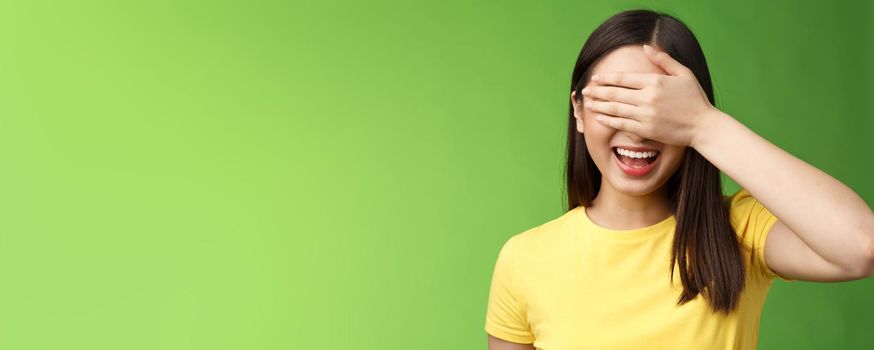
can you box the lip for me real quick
[613,147,660,177]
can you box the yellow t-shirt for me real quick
[484,188,794,349]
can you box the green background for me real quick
[0,0,871,348]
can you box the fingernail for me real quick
[643,44,652,54]
[584,100,592,108]
[595,115,604,121]
[591,74,600,82]
[581,87,590,95]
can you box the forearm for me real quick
[691,109,874,269]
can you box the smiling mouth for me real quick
[612,147,659,167]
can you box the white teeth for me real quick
[616,147,658,158]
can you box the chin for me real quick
[608,176,667,196]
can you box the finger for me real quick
[584,99,644,120]
[582,85,646,106]
[590,72,654,89]
[643,44,689,76]
[594,114,644,134]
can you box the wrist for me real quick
[691,107,728,150]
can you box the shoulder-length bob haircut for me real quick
[564,9,745,314]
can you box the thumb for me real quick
[643,44,688,76]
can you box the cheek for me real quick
[583,135,615,167]
[661,150,687,169]
[583,113,611,134]
[584,111,616,133]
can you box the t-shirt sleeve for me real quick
[727,188,794,281]
[484,235,535,344]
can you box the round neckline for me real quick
[575,205,675,240]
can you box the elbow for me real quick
[864,236,874,279]
[837,215,874,280]
[859,248,874,279]
[859,218,874,279]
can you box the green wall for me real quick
[0,0,871,348]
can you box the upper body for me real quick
[486,8,874,350]
[485,188,792,349]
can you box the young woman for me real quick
[485,9,874,350]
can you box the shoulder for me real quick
[505,207,580,253]
[723,188,779,251]
[724,188,758,226]
[723,187,751,215]
[724,187,753,205]
[724,188,773,229]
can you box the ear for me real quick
[571,90,584,134]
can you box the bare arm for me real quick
[693,109,874,281]
[488,334,536,350]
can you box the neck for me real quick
[586,180,673,230]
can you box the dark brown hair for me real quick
[564,9,745,314]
